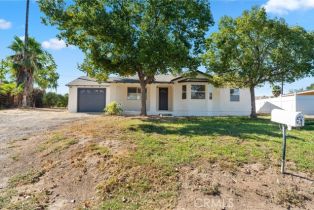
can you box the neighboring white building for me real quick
[66,71,251,116]
[256,90,314,115]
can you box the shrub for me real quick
[104,101,123,115]
[43,92,68,107]
[32,88,45,107]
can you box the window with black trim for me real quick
[209,92,212,100]
[230,88,240,101]
[191,85,205,99]
[182,85,187,99]
[127,87,141,100]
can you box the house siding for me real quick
[67,73,251,116]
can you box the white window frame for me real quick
[127,87,141,100]
[230,88,240,102]
[191,85,206,99]
[182,85,187,100]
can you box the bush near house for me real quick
[104,101,123,115]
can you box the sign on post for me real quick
[271,109,305,174]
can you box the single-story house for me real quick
[66,71,251,116]
[256,90,314,115]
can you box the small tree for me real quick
[203,7,314,118]
[272,85,281,97]
[38,0,214,115]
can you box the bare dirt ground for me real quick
[0,109,97,192]
[0,109,97,143]
[176,162,314,210]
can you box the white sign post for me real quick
[271,109,305,174]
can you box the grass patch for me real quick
[88,143,110,156]
[0,189,18,209]
[123,117,314,172]
[276,188,310,208]
[37,133,78,154]
[8,169,45,187]
[92,116,314,209]
[2,190,49,210]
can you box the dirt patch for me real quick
[175,162,314,210]
[0,108,96,143]
[0,116,131,209]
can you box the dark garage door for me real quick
[78,88,106,112]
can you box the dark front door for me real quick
[159,88,168,110]
[78,88,106,112]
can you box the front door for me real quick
[159,88,168,110]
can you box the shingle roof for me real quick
[66,71,210,86]
[66,74,178,86]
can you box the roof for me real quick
[66,71,210,86]
[295,90,314,96]
[285,89,314,96]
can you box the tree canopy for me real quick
[38,0,214,115]
[272,85,281,97]
[202,7,314,117]
[8,36,59,89]
[5,36,59,105]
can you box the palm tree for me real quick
[8,36,59,106]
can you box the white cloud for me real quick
[42,38,67,50]
[0,19,12,29]
[263,0,314,14]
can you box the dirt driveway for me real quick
[0,109,97,143]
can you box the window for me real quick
[182,85,187,99]
[127,87,141,100]
[230,88,240,101]
[191,85,205,99]
[209,92,213,100]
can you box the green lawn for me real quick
[125,116,314,171]
[98,116,314,209]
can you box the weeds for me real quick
[8,169,45,187]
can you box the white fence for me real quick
[256,94,314,115]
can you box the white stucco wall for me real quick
[109,84,151,113]
[170,82,250,116]
[68,76,251,116]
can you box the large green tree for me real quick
[203,7,314,118]
[38,0,214,115]
[7,36,59,106]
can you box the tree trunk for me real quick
[24,74,33,107]
[137,71,147,116]
[22,0,30,108]
[249,86,257,118]
[139,80,147,116]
